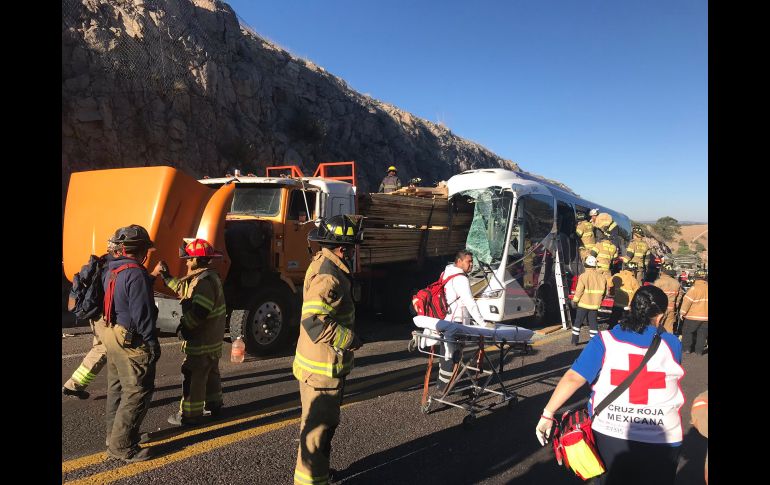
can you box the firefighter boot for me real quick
[62,386,90,399]
[167,412,205,427]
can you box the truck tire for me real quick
[237,285,296,355]
[530,284,558,326]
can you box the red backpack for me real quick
[410,272,461,319]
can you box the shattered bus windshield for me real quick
[230,187,282,216]
[460,188,513,269]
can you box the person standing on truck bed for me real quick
[101,225,161,463]
[153,238,227,426]
[378,165,402,193]
[293,215,363,485]
[571,255,607,345]
[625,225,652,284]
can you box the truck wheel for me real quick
[240,285,295,355]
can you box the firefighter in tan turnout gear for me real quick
[608,260,640,329]
[679,269,708,354]
[571,255,607,345]
[654,263,684,334]
[575,210,597,263]
[293,215,364,485]
[589,229,617,283]
[625,225,651,284]
[154,238,227,426]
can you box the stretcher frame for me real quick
[409,330,532,425]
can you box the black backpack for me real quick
[67,254,107,320]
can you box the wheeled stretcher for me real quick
[408,316,534,425]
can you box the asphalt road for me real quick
[61,317,708,484]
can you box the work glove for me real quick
[147,339,162,364]
[536,409,556,446]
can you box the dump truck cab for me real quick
[155,172,356,354]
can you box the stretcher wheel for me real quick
[421,399,432,414]
[408,338,418,353]
[462,414,476,427]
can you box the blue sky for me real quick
[226,0,708,222]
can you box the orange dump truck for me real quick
[63,164,470,354]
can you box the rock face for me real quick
[62,0,534,200]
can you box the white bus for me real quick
[447,168,632,325]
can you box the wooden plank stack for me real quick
[357,190,473,265]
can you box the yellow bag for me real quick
[553,409,605,480]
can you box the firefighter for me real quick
[293,215,364,485]
[625,225,651,284]
[102,225,160,463]
[679,269,708,354]
[653,263,684,334]
[575,212,596,264]
[608,260,640,329]
[571,255,607,345]
[589,230,617,284]
[62,241,117,400]
[154,238,227,426]
[378,166,402,193]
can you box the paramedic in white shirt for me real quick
[443,250,486,326]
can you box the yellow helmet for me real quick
[387,166,397,173]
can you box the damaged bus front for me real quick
[447,168,631,326]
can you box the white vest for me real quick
[590,330,685,444]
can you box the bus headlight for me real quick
[481,289,503,299]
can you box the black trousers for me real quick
[592,431,681,485]
[572,308,599,342]
[608,307,625,329]
[681,319,708,354]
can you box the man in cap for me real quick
[378,166,402,193]
[154,238,227,426]
[101,224,161,463]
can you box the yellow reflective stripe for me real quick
[302,300,334,312]
[192,294,215,311]
[294,469,328,485]
[333,326,352,348]
[210,305,227,317]
[181,401,205,410]
[585,290,604,294]
[294,352,350,378]
[686,297,708,303]
[578,303,601,310]
[72,366,97,385]
[182,342,223,355]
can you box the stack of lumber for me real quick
[357,192,473,265]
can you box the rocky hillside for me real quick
[62,0,561,201]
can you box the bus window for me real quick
[506,194,554,287]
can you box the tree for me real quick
[695,242,706,252]
[677,245,693,255]
[653,217,682,241]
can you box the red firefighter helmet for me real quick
[179,238,223,259]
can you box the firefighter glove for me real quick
[536,409,556,446]
[147,339,162,364]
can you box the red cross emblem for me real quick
[610,354,666,404]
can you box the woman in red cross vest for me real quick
[535,285,685,485]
